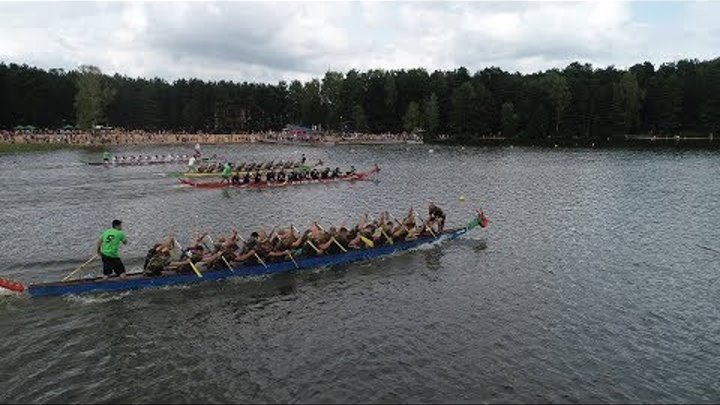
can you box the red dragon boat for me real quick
[179,165,380,190]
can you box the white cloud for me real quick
[0,1,718,83]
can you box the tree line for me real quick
[1,58,719,141]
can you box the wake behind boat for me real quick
[0,207,489,297]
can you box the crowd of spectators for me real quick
[0,128,424,146]
[255,130,423,144]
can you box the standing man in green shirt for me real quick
[97,219,128,279]
[221,162,232,185]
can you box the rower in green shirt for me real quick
[103,151,111,163]
[97,219,128,279]
[221,162,232,184]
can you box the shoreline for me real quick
[0,132,423,148]
[2,131,719,153]
[435,134,720,149]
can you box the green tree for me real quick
[351,103,367,132]
[543,71,571,133]
[301,79,323,127]
[287,80,304,124]
[321,71,344,129]
[501,102,518,137]
[74,65,115,129]
[611,71,643,133]
[450,81,476,134]
[424,93,439,134]
[527,104,550,139]
[402,101,423,132]
[700,60,720,134]
[645,67,683,134]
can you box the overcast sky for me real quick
[1,1,718,83]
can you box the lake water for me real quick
[1,144,719,403]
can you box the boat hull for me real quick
[27,228,468,297]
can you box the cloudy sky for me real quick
[0,1,718,83]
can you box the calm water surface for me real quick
[1,144,719,403]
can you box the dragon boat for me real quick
[169,164,311,178]
[0,212,488,297]
[178,165,380,190]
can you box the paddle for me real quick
[292,225,322,254]
[373,212,394,245]
[237,234,267,268]
[380,227,394,245]
[414,211,437,237]
[174,239,203,278]
[62,254,99,282]
[365,213,393,246]
[359,234,375,248]
[314,222,348,252]
[355,213,375,248]
[205,235,234,272]
[286,250,299,269]
[389,213,410,233]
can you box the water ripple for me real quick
[1,145,720,403]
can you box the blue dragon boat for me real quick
[2,214,487,297]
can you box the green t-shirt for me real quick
[222,163,232,178]
[103,151,111,160]
[100,228,126,258]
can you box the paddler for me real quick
[103,151,111,163]
[144,247,172,277]
[97,219,128,280]
[221,162,232,184]
[428,203,446,232]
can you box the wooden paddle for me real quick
[174,239,203,278]
[372,213,394,245]
[292,225,322,254]
[314,222,348,252]
[414,211,437,238]
[286,250,299,269]
[237,234,267,268]
[389,213,410,232]
[205,235,234,272]
[380,227,394,244]
[62,254,99,281]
